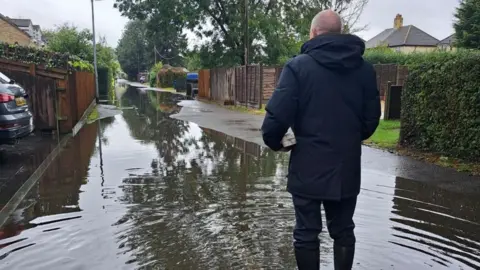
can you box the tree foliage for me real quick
[116,18,186,80]
[116,20,150,79]
[400,51,480,161]
[43,24,94,62]
[114,0,368,67]
[454,0,480,49]
[44,24,119,89]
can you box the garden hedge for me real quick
[399,50,480,161]
[0,42,93,72]
[156,66,186,88]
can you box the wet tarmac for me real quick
[0,132,60,206]
[0,87,479,269]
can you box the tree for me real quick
[116,18,187,80]
[114,0,369,67]
[44,25,119,92]
[454,0,480,49]
[184,50,202,71]
[116,20,150,79]
[44,23,94,61]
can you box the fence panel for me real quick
[74,71,95,122]
[210,68,235,104]
[234,66,245,105]
[374,64,398,100]
[262,67,276,102]
[234,65,262,109]
[0,67,56,130]
[0,58,95,133]
[198,69,210,99]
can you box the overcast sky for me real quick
[0,0,459,47]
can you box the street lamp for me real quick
[90,0,100,101]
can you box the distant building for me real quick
[438,34,456,51]
[9,18,44,46]
[366,14,439,53]
[0,14,35,46]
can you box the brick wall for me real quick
[0,19,33,46]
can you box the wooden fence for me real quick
[198,64,408,108]
[374,64,408,99]
[210,67,235,104]
[0,58,96,133]
[198,65,264,109]
[198,69,210,99]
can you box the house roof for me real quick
[9,18,32,28]
[366,25,439,48]
[33,25,41,31]
[439,34,455,45]
[0,14,32,38]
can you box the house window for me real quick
[395,47,401,52]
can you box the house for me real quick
[9,18,44,46]
[32,25,45,46]
[438,34,456,51]
[0,14,35,46]
[366,14,439,53]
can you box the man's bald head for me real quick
[310,10,342,39]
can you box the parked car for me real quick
[0,71,23,89]
[0,78,34,145]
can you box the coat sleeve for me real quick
[261,64,299,151]
[361,65,382,140]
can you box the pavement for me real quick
[172,99,480,193]
[0,132,60,205]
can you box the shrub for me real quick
[0,42,92,71]
[156,65,186,88]
[149,62,163,87]
[400,50,480,161]
[363,47,457,66]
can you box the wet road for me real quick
[0,87,479,269]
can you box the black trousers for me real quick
[292,195,357,250]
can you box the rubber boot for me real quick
[294,248,320,270]
[333,245,355,270]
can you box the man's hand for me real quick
[279,145,294,152]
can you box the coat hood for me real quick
[300,34,365,71]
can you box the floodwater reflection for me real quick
[0,87,478,269]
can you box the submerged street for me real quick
[0,86,479,269]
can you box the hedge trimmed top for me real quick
[0,42,93,72]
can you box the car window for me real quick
[0,84,14,94]
[0,72,11,84]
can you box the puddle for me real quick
[0,86,479,269]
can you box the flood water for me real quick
[0,87,479,270]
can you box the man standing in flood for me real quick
[261,10,381,270]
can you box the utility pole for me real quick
[244,0,249,66]
[244,0,248,107]
[90,0,100,101]
[154,45,157,64]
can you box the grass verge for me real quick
[224,104,266,115]
[364,120,401,150]
[87,107,99,123]
[397,148,480,175]
[161,87,175,92]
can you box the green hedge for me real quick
[400,50,480,161]
[364,47,456,66]
[156,67,186,88]
[0,42,92,71]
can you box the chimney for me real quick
[394,14,403,29]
